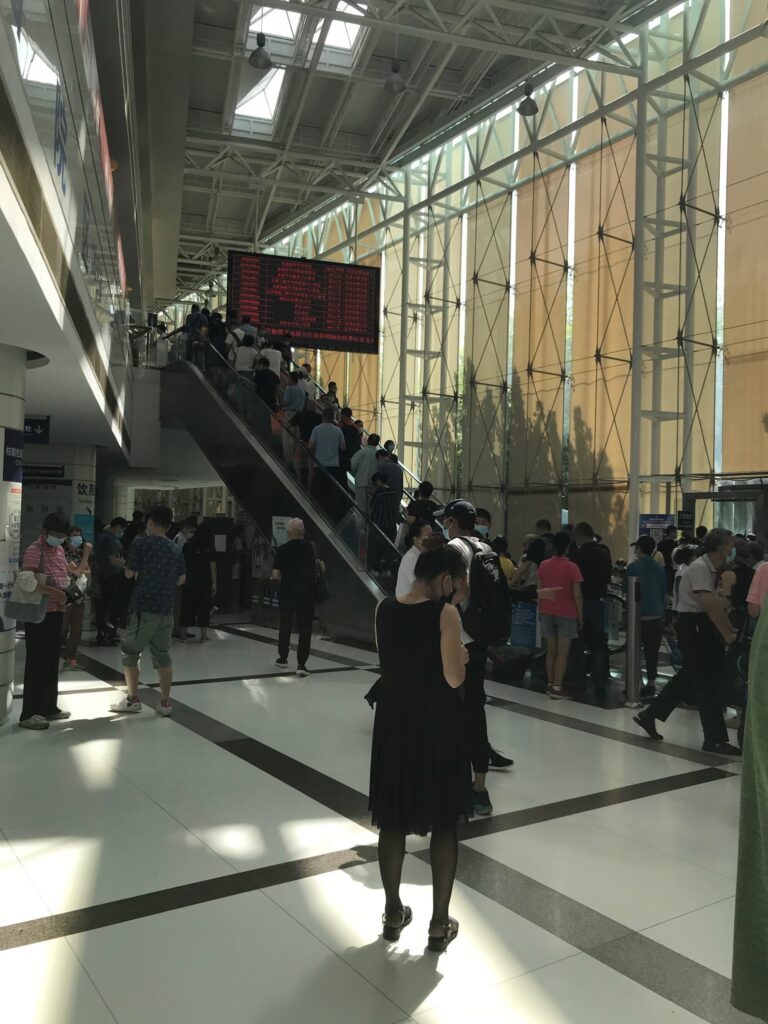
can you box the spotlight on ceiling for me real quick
[249,32,273,70]
[384,59,407,96]
[517,81,538,117]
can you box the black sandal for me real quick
[427,917,459,952]
[381,905,412,941]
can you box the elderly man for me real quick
[271,518,317,677]
[634,528,740,755]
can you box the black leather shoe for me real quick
[702,742,741,756]
[633,713,663,741]
[488,746,514,769]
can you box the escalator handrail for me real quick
[186,343,404,563]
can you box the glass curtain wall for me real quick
[264,0,768,554]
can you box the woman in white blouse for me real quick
[396,521,436,597]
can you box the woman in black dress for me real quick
[180,524,217,642]
[370,540,470,952]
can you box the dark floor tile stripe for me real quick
[486,694,732,767]
[217,625,376,668]
[416,844,750,1024]
[458,767,735,840]
[0,846,378,952]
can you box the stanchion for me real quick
[625,575,643,708]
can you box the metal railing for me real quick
[167,341,403,589]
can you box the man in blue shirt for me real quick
[625,535,668,699]
[111,506,186,717]
[280,371,308,465]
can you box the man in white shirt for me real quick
[635,528,740,755]
[438,499,513,819]
[350,434,381,513]
[298,363,315,401]
[262,344,283,378]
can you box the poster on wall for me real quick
[0,428,24,629]
[271,516,292,548]
[638,514,674,543]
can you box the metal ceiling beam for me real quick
[184,165,404,201]
[185,130,392,171]
[258,0,641,75]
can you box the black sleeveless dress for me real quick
[369,598,471,836]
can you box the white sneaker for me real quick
[296,666,310,678]
[275,658,288,668]
[157,703,172,717]
[110,696,143,714]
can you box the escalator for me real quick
[160,349,401,644]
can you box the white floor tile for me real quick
[411,953,708,1023]
[161,779,373,870]
[68,891,404,1024]
[579,776,740,879]
[88,628,341,682]
[465,816,736,932]
[0,938,115,1024]
[267,857,579,1016]
[4,800,233,914]
[0,833,51,926]
[642,898,735,978]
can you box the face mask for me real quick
[115,530,125,540]
[476,525,489,537]
[726,548,736,563]
[442,526,451,540]
[45,535,65,547]
[69,535,83,549]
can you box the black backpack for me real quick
[456,538,512,647]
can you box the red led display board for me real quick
[227,251,380,354]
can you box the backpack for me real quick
[456,537,512,646]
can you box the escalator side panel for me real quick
[161,362,382,644]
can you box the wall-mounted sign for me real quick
[23,464,67,481]
[24,416,50,444]
[677,510,695,534]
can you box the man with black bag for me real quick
[272,518,319,678]
[438,500,514,817]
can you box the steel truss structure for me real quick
[185,1,768,550]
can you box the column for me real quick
[0,346,28,725]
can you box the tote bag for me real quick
[4,544,49,622]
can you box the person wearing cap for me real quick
[634,528,740,755]
[439,498,513,818]
[625,535,668,700]
[271,518,317,677]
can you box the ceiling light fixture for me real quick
[517,81,538,117]
[249,32,273,70]
[384,59,406,95]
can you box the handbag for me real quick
[310,543,330,604]
[4,570,49,624]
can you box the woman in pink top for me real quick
[19,513,72,730]
[537,531,584,700]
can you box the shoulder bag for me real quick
[4,542,50,624]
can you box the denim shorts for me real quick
[540,614,579,640]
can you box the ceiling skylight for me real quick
[236,68,285,120]
[313,3,366,50]
[13,29,58,86]
[250,6,300,40]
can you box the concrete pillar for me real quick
[0,346,28,724]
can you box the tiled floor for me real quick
[0,624,747,1023]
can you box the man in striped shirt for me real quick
[368,472,400,573]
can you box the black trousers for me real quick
[94,573,117,632]
[464,644,489,774]
[647,613,728,745]
[573,598,609,685]
[22,612,62,721]
[278,599,315,666]
[641,618,663,684]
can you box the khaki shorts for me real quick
[121,613,174,669]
